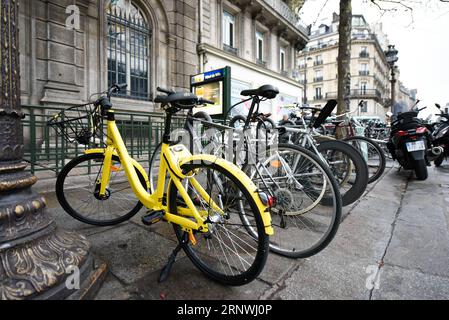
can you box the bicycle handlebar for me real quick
[107,83,128,98]
[157,87,175,95]
[198,98,214,105]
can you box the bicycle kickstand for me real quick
[158,234,188,283]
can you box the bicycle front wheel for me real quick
[56,153,146,226]
[248,144,342,258]
[168,160,270,286]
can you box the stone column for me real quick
[0,0,90,300]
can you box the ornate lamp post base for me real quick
[0,162,95,300]
[1,0,102,300]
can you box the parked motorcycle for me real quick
[430,104,449,167]
[387,104,432,180]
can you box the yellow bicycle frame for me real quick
[85,110,273,235]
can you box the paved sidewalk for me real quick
[42,162,449,300]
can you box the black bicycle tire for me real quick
[256,118,276,131]
[193,111,213,123]
[56,153,146,226]
[317,140,369,206]
[229,115,247,128]
[343,136,386,184]
[168,161,269,286]
[250,143,343,259]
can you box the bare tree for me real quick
[287,0,307,14]
[337,0,352,126]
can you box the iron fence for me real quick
[22,104,185,175]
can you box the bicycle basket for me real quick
[47,103,103,145]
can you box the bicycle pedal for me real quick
[141,210,165,226]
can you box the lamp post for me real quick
[302,55,312,105]
[385,44,399,114]
[1,0,91,299]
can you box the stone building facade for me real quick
[197,0,308,119]
[18,0,308,118]
[297,14,392,119]
[19,0,199,113]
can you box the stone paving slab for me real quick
[383,166,449,279]
[129,257,272,300]
[383,221,449,278]
[87,223,176,285]
[371,265,449,300]
[268,250,374,300]
[39,161,449,300]
[95,274,130,300]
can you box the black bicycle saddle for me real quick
[154,92,198,109]
[241,85,279,99]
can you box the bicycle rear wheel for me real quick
[317,140,369,206]
[56,153,146,226]
[247,144,342,258]
[343,136,386,184]
[168,160,270,286]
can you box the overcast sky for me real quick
[298,0,449,115]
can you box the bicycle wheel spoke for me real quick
[59,154,142,224]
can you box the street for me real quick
[42,162,449,300]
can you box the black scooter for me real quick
[387,104,431,180]
[430,104,449,167]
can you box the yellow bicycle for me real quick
[49,84,273,285]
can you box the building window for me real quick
[223,11,236,49]
[299,72,306,84]
[314,70,323,82]
[315,87,322,100]
[280,47,286,71]
[360,46,369,58]
[256,31,265,63]
[314,55,323,66]
[107,0,151,100]
[359,63,369,76]
[360,82,367,95]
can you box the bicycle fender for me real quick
[180,154,274,236]
[84,149,150,189]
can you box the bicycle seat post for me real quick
[244,97,260,130]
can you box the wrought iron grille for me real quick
[107,1,151,101]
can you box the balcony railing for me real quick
[359,70,370,76]
[313,77,323,82]
[313,95,323,100]
[314,60,323,66]
[299,79,307,84]
[351,89,381,98]
[359,52,370,58]
[263,0,308,34]
[223,44,238,56]
[325,89,382,100]
[298,64,306,69]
